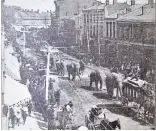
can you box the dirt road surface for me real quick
[56,54,152,130]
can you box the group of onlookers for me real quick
[8,99,32,129]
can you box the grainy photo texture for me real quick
[1,0,156,130]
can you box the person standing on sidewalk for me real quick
[9,107,16,129]
[47,105,55,130]
[27,101,33,116]
[20,106,27,125]
[16,111,21,126]
[55,89,61,107]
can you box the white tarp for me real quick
[4,75,31,106]
[4,45,21,80]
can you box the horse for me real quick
[100,119,121,130]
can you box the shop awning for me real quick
[4,75,31,106]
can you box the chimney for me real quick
[113,0,117,4]
[106,0,109,5]
[148,0,153,8]
[131,0,135,5]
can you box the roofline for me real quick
[116,20,155,23]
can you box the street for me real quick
[2,0,155,129]
[54,53,152,130]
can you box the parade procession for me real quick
[1,0,156,130]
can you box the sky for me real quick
[4,0,149,12]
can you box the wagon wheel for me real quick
[88,123,94,130]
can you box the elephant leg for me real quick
[68,72,70,80]
[99,79,102,89]
[95,81,98,91]
[90,80,93,88]
[116,87,119,100]
[77,72,81,80]
[72,73,76,81]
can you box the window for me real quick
[84,26,86,35]
[106,22,109,37]
[93,26,96,36]
[84,14,86,23]
[110,22,112,37]
[90,26,92,36]
[101,26,103,37]
[100,14,103,21]
[90,14,92,22]
[113,22,115,38]
[87,14,89,23]
[94,14,96,22]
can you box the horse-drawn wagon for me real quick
[85,106,121,130]
[122,78,155,123]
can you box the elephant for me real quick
[66,63,81,81]
[105,72,123,99]
[89,71,103,90]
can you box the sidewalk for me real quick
[12,112,44,130]
[1,116,8,130]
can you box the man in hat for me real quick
[55,89,61,107]
[27,101,32,116]
[47,105,55,130]
[20,105,27,125]
[16,110,21,126]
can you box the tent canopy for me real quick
[4,75,31,106]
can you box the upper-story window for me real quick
[93,14,96,22]
[90,14,92,22]
[101,25,103,37]
[100,14,103,21]
[106,22,109,37]
[84,14,86,23]
[113,22,115,38]
[87,14,89,23]
[110,22,112,37]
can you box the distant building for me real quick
[9,7,52,28]
[54,0,100,19]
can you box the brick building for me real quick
[116,0,155,70]
[82,0,129,64]
[54,0,99,19]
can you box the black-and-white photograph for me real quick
[1,0,156,130]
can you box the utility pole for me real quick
[45,14,47,29]
[154,0,156,129]
[96,1,100,66]
[87,14,90,62]
[77,1,80,59]
[45,47,50,102]
[23,26,26,56]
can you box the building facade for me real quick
[82,0,129,64]
[116,1,155,71]
[54,0,99,19]
[7,6,52,27]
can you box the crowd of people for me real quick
[8,99,32,129]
